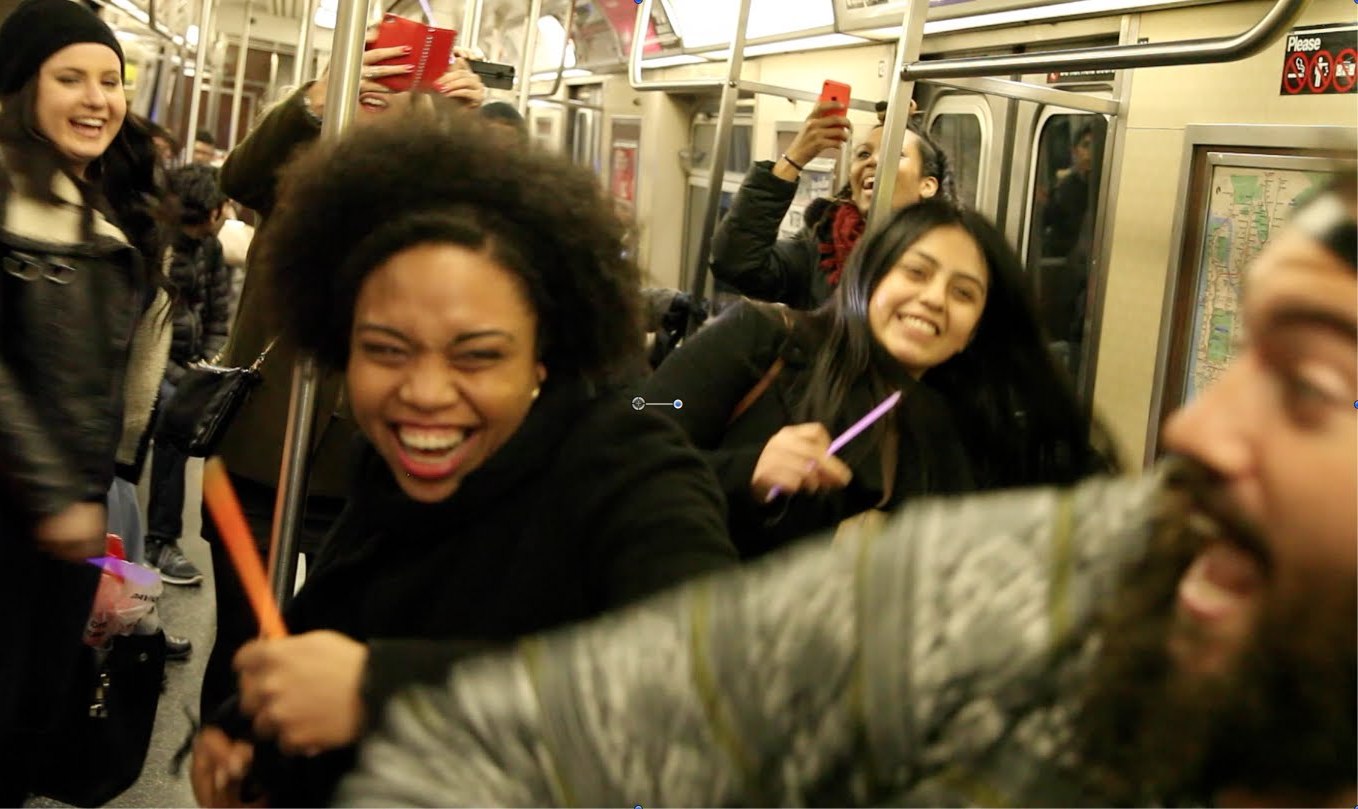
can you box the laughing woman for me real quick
[0,0,170,799]
[189,106,738,806]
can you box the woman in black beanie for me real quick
[0,0,171,800]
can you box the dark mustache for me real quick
[1161,455,1273,569]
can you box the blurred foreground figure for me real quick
[339,175,1357,808]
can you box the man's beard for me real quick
[1074,459,1357,805]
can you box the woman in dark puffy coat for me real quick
[710,101,956,309]
[0,0,169,799]
[645,200,1118,559]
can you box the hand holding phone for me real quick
[819,80,851,118]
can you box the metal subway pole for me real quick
[865,0,928,234]
[182,0,215,163]
[207,35,226,143]
[227,0,253,149]
[291,0,318,89]
[460,0,483,55]
[515,0,543,115]
[266,0,369,609]
[685,0,753,331]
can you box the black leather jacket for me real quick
[0,171,146,523]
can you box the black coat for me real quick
[218,378,739,805]
[164,230,232,380]
[641,301,976,559]
[710,160,835,310]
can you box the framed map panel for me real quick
[1145,125,1353,463]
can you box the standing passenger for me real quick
[0,0,171,799]
[645,200,1113,558]
[711,103,955,309]
[189,107,738,807]
[197,36,487,718]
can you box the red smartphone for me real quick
[819,79,851,117]
[368,13,458,93]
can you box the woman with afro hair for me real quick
[189,102,739,806]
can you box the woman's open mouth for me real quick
[70,117,106,138]
[390,424,475,480]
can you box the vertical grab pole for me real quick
[515,0,544,115]
[292,0,318,89]
[685,0,753,330]
[182,0,216,164]
[227,0,253,149]
[267,0,369,609]
[865,0,929,234]
[460,0,484,56]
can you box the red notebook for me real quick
[369,13,457,93]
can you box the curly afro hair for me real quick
[259,104,644,382]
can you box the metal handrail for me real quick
[864,0,929,234]
[903,0,1309,79]
[531,0,576,100]
[291,0,317,89]
[267,0,368,610]
[227,0,252,150]
[182,0,216,165]
[515,0,544,114]
[630,0,723,92]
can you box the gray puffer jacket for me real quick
[337,467,1168,807]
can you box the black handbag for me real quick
[30,631,168,807]
[157,339,276,457]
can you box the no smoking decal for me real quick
[1280,23,1357,95]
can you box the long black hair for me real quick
[0,77,170,287]
[799,199,1118,488]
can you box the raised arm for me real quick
[338,468,1165,806]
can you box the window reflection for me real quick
[1027,113,1107,390]
[928,112,982,208]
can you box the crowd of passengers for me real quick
[2,0,1353,806]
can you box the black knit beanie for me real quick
[0,0,126,95]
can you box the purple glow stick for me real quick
[765,390,903,502]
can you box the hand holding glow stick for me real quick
[202,457,288,639]
[765,390,903,503]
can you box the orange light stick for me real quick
[202,457,289,639]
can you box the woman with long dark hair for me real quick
[644,199,1116,558]
[0,0,171,799]
[710,102,956,309]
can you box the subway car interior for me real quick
[4,0,1355,804]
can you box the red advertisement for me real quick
[594,0,662,56]
[610,141,638,204]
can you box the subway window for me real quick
[1025,112,1108,387]
[928,111,983,208]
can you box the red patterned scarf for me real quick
[817,202,865,288]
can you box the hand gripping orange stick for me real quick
[202,457,289,639]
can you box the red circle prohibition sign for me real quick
[1283,50,1309,93]
[1309,49,1334,93]
[1332,47,1357,94]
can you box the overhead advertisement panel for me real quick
[833,0,1041,31]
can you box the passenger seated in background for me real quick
[711,101,955,309]
[338,173,1358,809]
[142,164,234,586]
[645,200,1114,558]
[190,107,739,807]
[198,32,487,721]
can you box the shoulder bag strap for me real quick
[727,304,794,426]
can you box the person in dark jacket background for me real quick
[143,162,234,586]
[710,100,956,310]
[189,106,738,807]
[645,200,1115,559]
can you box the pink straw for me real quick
[765,390,902,502]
